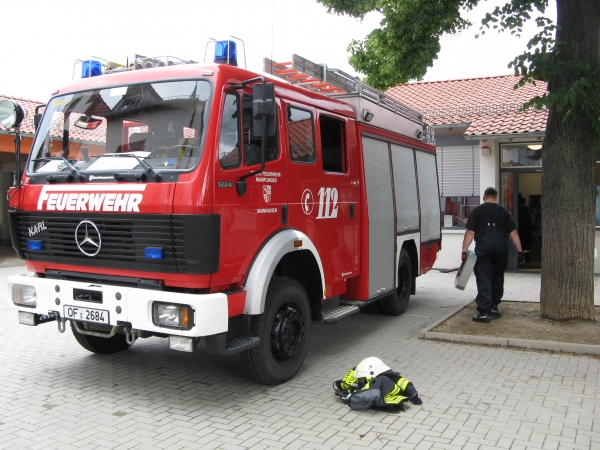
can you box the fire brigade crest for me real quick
[262,185,272,203]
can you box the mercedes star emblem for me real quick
[75,220,102,256]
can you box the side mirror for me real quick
[0,99,25,129]
[252,82,276,137]
[33,104,46,130]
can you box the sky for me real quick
[1,0,555,102]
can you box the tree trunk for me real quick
[540,0,599,320]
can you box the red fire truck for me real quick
[3,44,440,385]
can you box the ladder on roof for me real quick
[264,54,424,125]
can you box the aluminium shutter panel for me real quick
[437,146,480,197]
[416,151,441,242]
[390,144,419,233]
[361,136,395,298]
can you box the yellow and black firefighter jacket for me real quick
[336,368,418,411]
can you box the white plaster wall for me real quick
[433,229,473,270]
[479,138,499,195]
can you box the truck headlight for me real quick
[152,302,193,330]
[12,285,37,308]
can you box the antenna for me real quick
[270,0,275,75]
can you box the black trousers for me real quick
[473,228,509,314]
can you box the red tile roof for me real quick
[288,118,315,159]
[0,94,107,143]
[386,75,548,136]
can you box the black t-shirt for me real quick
[466,202,516,241]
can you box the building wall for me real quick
[433,134,600,274]
[478,138,499,196]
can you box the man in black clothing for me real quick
[462,187,525,323]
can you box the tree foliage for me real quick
[319,0,478,89]
[319,0,600,321]
[318,0,600,140]
[478,1,600,140]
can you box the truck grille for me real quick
[11,212,190,274]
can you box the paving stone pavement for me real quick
[0,259,598,450]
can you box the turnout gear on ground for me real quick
[333,359,421,412]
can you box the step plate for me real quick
[225,336,260,352]
[323,305,360,324]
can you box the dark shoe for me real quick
[412,395,423,405]
[472,313,491,323]
[490,307,503,318]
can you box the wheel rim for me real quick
[270,302,305,363]
[398,262,410,299]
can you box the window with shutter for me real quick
[437,146,479,197]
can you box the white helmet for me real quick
[355,357,391,378]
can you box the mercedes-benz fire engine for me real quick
[3,41,441,385]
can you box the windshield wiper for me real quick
[105,153,162,181]
[33,156,84,182]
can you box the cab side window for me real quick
[320,115,346,173]
[242,94,278,166]
[288,107,315,163]
[219,92,240,169]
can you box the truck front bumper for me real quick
[8,273,228,337]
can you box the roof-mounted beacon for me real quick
[204,36,246,68]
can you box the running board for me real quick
[205,333,260,355]
[342,289,398,308]
[321,290,397,324]
[323,305,360,324]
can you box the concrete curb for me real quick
[419,304,600,356]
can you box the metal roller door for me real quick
[416,151,441,243]
[361,136,395,298]
[390,144,419,233]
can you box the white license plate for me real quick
[64,305,109,324]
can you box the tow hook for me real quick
[124,326,137,345]
[47,311,67,333]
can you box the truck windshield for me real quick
[27,80,211,177]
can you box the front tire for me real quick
[241,277,311,385]
[380,248,412,316]
[70,321,130,355]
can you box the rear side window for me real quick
[319,115,346,173]
[288,107,315,163]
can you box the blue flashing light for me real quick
[82,60,102,78]
[214,40,238,67]
[27,240,43,251]
[144,247,164,259]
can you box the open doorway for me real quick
[500,171,542,270]
[517,172,542,269]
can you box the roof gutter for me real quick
[463,131,546,141]
[428,122,471,129]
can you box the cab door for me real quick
[213,89,286,287]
